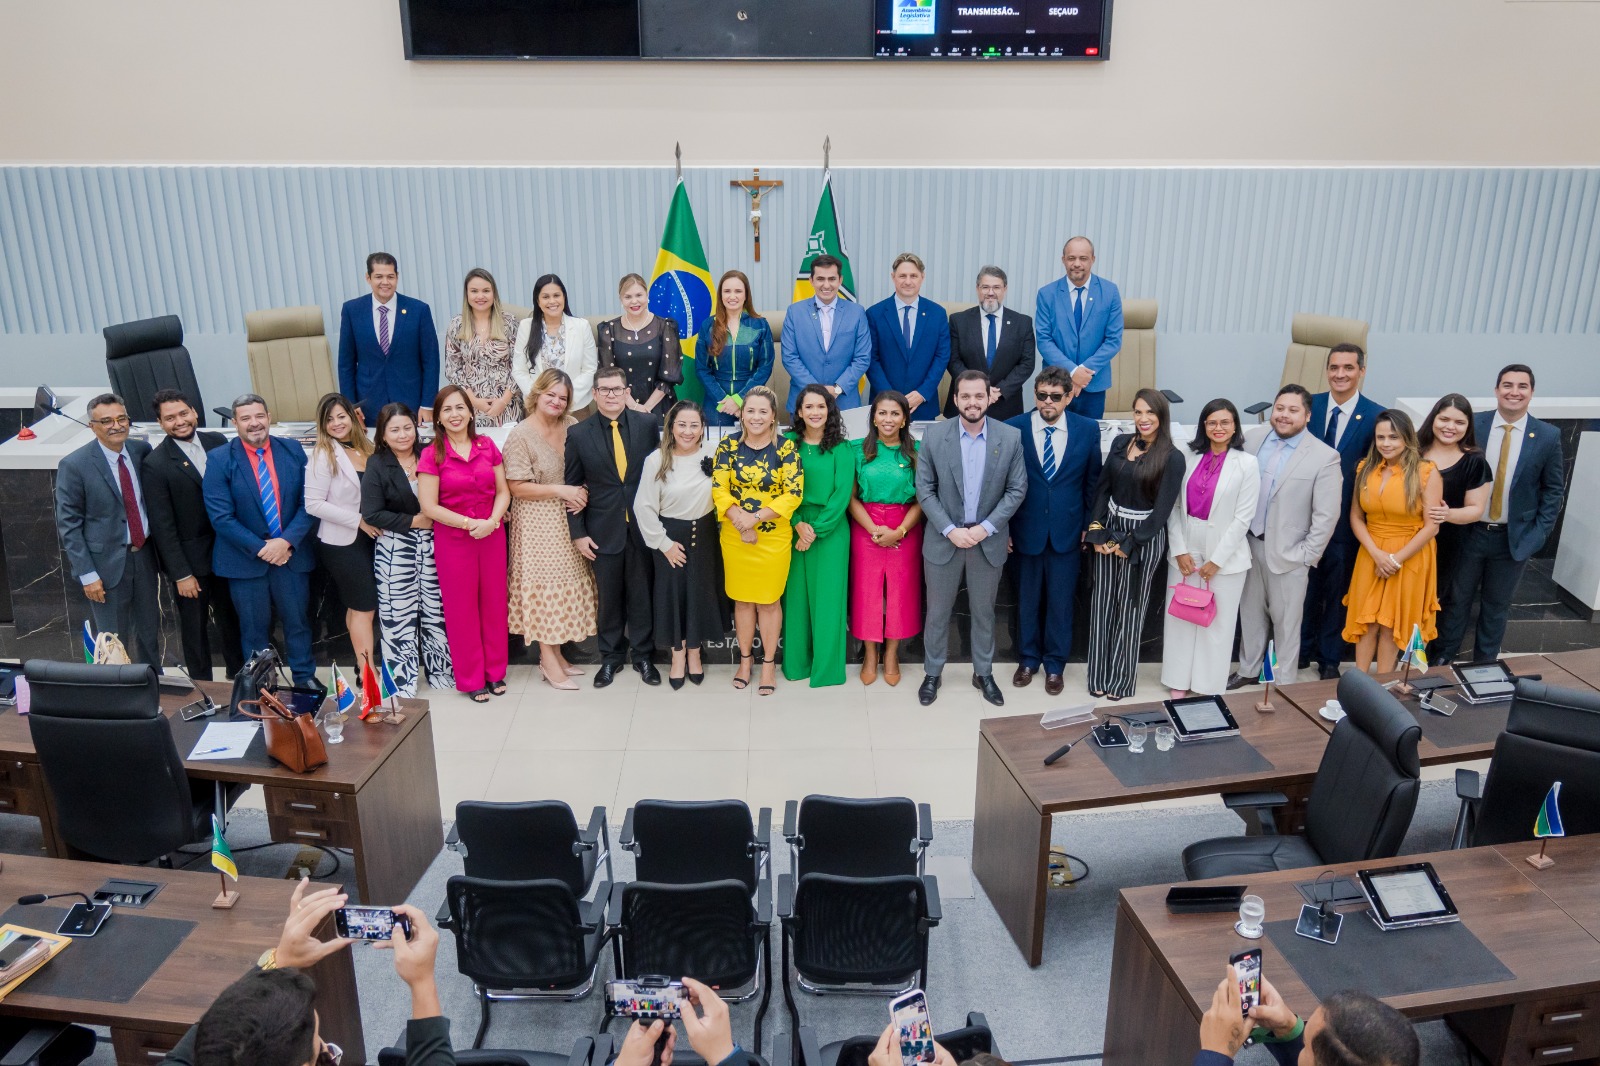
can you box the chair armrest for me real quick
[578,805,608,850]
[583,881,613,928]
[1243,401,1272,416]
[1160,389,1185,406]
[1222,791,1289,811]
[445,822,464,856]
[619,806,638,852]
[776,872,795,920]
[754,806,773,852]
[782,799,799,841]
[965,1012,989,1032]
[605,880,627,927]
[590,1034,616,1066]
[768,1034,790,1066]
[796,1026,823,1066]
[0,1024,73,1066]
[755,872,773,925]
[1455,769,1482,802]
[922,874,942,924]
[916,802,933,847]
[212,406,235,425]
[566,1036,596,1066]
[434,898,453,930]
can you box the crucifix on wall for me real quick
[731,168,782,261]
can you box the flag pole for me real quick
[675,142,682,183]
[823,135,831,174]
[1527,837,1554,870]
[1394,632,1416,696]
[1255,681,1274,713]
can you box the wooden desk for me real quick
[0,853,363,1065]
[0,681,443,905]
[970,693,1332,966]
[1104,841,1600,1066]
[1274,654,1589,764]
[1545,648,1600,693]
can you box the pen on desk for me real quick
[195,746,230,755]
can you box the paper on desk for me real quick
[188,722,260,760]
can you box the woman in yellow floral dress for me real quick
[712,385,803,695]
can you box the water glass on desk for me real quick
[1127,722,1148,754]
[322,709,347,745]
[1154,724,1176,751]
[1237,894,1265,939]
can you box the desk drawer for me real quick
[0,760,46,817]
[112,1027,180,1064]
[265,786,356,849]
[1507,994,1600,1065]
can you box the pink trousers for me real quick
[433,525,509,692]
[849,503,924,642]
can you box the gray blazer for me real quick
[55,437,152,588]
[915,416,1027,568]
[1243,424,1342,574]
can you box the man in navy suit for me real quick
[1300,343,1384,680]
[203,394,318,684]
[781,255,873,413]
[1433,364,1566,662]
[1035,236,1123,420]
[1005,367,1103,695]
[865,253,950,423]
[338,252,440,424]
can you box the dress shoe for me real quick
[1045,673,1065,696]
[918,675,941,706]
[883,656,902,686]
[1225,672,1253,691]
[635,660,662,686]
[972,673,1005,707]
[1012,665,1035,688]
[860,643,879,686]
[593,663,617,688]
[1318,663,1342,681]
[668,676,685,691]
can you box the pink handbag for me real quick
[1168,576,1217,628]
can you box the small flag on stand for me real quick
[211,814,240,909]
[1259,640,1277,685]
[1403,624,1429,670]
[331,664,357,716]
[360,657,382,720]
[1528,781,1565,869]
[81,621,95,663]
[378,659,398,703]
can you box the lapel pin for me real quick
[400,308,407,314]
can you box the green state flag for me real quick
[793,170,856,303]
[648,180,714,403]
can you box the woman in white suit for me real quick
[513,273,598,414]
[1162,399,1260,697]
[304,392,382,669]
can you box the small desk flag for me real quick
[331,664,356,716]
[1259,640,1277,685]
[1403,624,1429,670]
[378,658,398,701]
[360,658,382,720]
[81,621,95,664]
[1534,781,1565,839]
[211,815,238,881]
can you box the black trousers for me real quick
[1432,524,1524,663]
[171,572,245,681]
[593,539,654,666]
[1300,537,1356,668]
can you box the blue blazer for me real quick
[1310,391,1385,548]
[1005,411,1104,555]
[1474,411,1566,562]
[337,293,440,422]
[780,297,873,412]
[694,313,774,426]
[1034,275,1123,392]
[203,437,317,579]
[865,296,951,422]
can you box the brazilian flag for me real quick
[649,179,714,403]
[793,169,857,304]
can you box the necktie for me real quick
[255,447,283,537]
[1073,286,1085,332]
[901,305,913,348]
[378,304,391,354]
[1041,425,1057,480]
[1322,405,1341,447]
[117,455,146,549]
[611,419,628,481]
[984,313,997,367]
[1489,424,1515,522]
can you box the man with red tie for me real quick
[54,393,163,665]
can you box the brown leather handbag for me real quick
[237,689,329,773]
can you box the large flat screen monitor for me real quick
[873,0,1111,59]
[402,0,642,59]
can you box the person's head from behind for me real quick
[366,252,398,303]
[1272,384,1314,439]
[1325,343,1365,401]
[593,365,630,419]
[810,255,843,303]
[192,968,332,1066]
[1301,991,1418,1066]
[232,394,272,447]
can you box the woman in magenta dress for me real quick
[847,391,924,686]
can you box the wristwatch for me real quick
[258,948,278,971]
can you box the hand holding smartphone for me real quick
[1229,949,1262,1018]
[890,989,936,1066]
[334,905,413,941]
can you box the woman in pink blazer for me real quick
[305,393,382,669]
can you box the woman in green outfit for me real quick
[783,384,854,687]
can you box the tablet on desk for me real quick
[1452,660,1516,704]
[1162,695,1240,742]
[1357,861,1460,930]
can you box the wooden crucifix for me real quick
[731,168,782,261]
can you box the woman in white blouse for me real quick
[513,273,598,414]
[303,392,382,670]
[634,400,728,689]
[1161,398,1260,697]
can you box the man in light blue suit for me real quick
[781,255,873,412]
[1035,236,1123,419]
[865,252,951,423]
[338,251,440,424]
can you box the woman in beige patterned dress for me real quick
[503,368,597,690]
[445,267,524,427]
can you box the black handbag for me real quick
[230,646,285,713]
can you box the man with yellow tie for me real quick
[1433,364,1567,663]
[566,365,663,687]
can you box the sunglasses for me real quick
[1035,391,1066,402]
[317,1043,343,1066]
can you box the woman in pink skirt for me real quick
[848,391,925,686]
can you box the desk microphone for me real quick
[46,404,94,430]
[1043,726,1099,766]
[1514,673,1542,682]
[17,892,91,907]
[19,892,111,937]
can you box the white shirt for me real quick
[979,305,1005,351]
[82,442,149,586]
[894,295,918,345]
[633,447,715,552]
[173,434,208,476]
[1324,393,1360,447]
[1482,412,1529,523]
[814,296,837,349]
[372,294,399,346]
[1030,410,1066,468]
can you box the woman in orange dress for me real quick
[1341,410,1443,674]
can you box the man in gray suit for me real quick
[915,370,1028,707]
[1227,384,1342,690]
[55,392,162,664]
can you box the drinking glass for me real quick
[1236,894,1265,938]
[1154,725,1177,751]
[322,710,347,745]
[1127,722,1148,754]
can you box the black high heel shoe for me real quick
[757,655,777,697]
[686,649,705,686]
[732,650,753,690]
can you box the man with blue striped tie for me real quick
[202,394,319,684]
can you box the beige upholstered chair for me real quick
[1282,313,1369,390]
[758,311,792,425]
[1102,298,1159,421]
[244,306,338,423]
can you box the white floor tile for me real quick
[485,749,626,814]
[746,749,877,813]
[614,749,751,808]
[872,748,978,819]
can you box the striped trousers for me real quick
[1086,503,1166,698]
[375,528,454,697]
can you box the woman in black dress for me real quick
[1419,393,1492,663]
[1085,388,1186,699]
[596,273,684,416]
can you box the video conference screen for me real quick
[401,0,1111,60]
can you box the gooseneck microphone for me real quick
[46,405,94,430]
[18,892,92,907]
[1043,725,1099,766]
